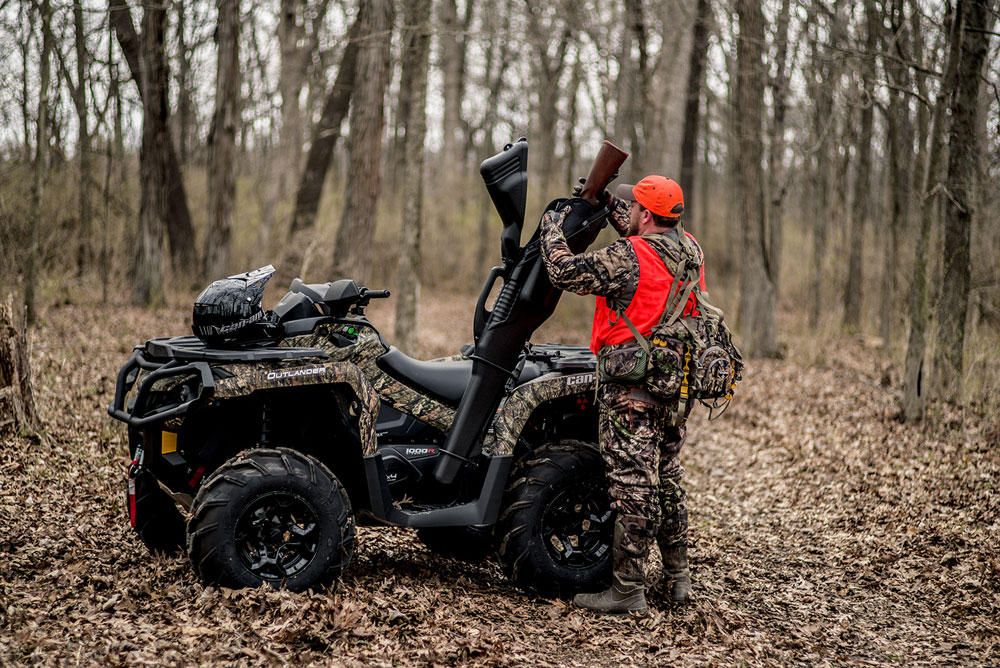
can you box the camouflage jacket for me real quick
[540,197,702,306]
[540,196,637,302]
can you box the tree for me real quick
[280,13,361,282]
[329,0,392,284]
[843,0,879,332]
[203,0,240,280]
[903,0,962,421]
[109,0,198,279]
[394,0,433,355]
[25,0,53,325]
[678,0,711,219]
[438,0,471,168]
[933,0,997,401]
[132,0,170,305]
[735,0,777,357]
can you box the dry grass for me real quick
[1,290,998,667]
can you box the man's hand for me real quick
[572,177,615,207]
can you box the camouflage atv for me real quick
[109,139,622,597]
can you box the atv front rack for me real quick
[108,336,328,428]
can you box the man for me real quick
[540,175,703,614]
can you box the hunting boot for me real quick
[662,543,690,604]
[572,515,651,614]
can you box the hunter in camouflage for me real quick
[541,175,700,613]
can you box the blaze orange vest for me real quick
[590,234,705,354]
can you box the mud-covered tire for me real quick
[129,470,186,555]
[187,448,355,591]
[416,525,494,563]
[496,441,612,598]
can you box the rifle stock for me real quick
[579,140,629,206]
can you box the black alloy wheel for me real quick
[234,491,321,581]
[496,441,612,598]
[539,480,612,570]
[188,448,355,591]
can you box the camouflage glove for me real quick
[571,176,615,207]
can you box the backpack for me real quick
[599,221,744,423]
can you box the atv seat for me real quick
[376,347,542,405]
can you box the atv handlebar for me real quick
[361,289,390,299]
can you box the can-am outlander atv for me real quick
[109,139,627,597]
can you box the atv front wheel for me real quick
[187,448,355,591]
[496,442,612,598]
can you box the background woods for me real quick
[1,0,999,418]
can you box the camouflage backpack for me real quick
[608,221,744,423]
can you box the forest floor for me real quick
[1,292,998,667]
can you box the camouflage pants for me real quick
[598,382,689,586]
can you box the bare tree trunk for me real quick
[880,0,914,345]
[904,1,962,421]
[0,296,41,437]
[25,0,52,325]
[438,0,466,167]
[735,0,777,357]
[203,0,240,280]
[765,0,792,302]
[109,0,198,279]
[808,2,845,329]
[394,0,432,355]
[280,14,361,282]
[679,0,710,215]
[933,0,996,401]
[843,0,878,332]
[175,0,193,165]
[72,0,92,276]
[330,0,392,284]
[278,0,306,187]
[132,0,170,305]
[524,2,570,195]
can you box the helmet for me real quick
[192,265,275,347]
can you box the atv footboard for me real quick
[434,199,608,485]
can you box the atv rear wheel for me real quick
[187,448,355,591]
[128,468,186,555]
[496,442,612,598]
[416,525,494,562]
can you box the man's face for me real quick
[626,200,642,236]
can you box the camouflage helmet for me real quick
[192,265,275,347]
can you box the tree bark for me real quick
[679,0,710,216]
[880,0,914,344]
[203,0,240,281]
[438,0,466,167]
[109,0,198,279]
[329,0,392,285]
[735,0,777,357]
[903,1,962,421]
[765,0,792,304]
[175,0,193,165]
[132,0,170,305]
[73,0,92,276]
[393,0,432,355]
[933,0,996,401]
[279,13,361,282]
[843,0,878,332]
[0,296,41,437]
[25,0,52,326]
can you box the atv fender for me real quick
[213,360,381,456]
[483,370,597,457]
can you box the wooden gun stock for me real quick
[579,140,629,206]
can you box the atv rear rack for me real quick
[108,336,328,428]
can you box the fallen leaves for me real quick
[0,298,998,666]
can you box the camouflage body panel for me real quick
[213,358,381,456]
[282,320,457,433]
[482,370,597,456]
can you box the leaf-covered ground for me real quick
[1,295,997,667]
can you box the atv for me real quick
[109,139,626,597]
